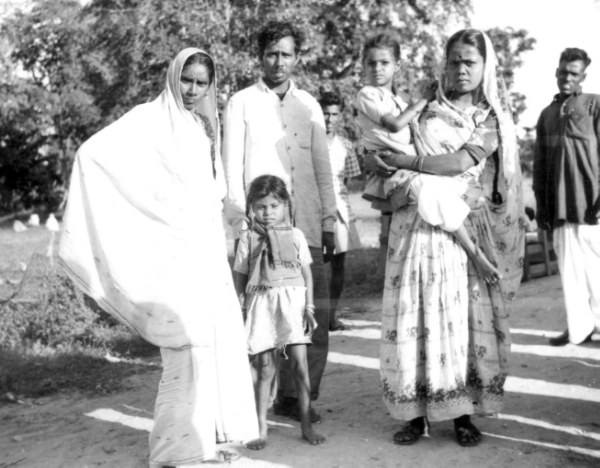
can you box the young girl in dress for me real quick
[356,33,501,283]
[233,175,326,449]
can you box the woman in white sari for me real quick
[59,48,258,466]
[367,30,525,447]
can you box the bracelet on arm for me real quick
[305,304,316,313]
[412,155,424,172]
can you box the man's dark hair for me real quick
[559,48,592,68]
[318,91,344,110]
[257,21,305,57]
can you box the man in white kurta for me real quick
[222,21,336,421]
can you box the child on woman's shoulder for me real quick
[356,34,437,212]
[232,174,325,450]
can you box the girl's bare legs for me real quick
[288,344,326,445]
[452,224,502,284]
[246,349,278,450]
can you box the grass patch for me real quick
[0,343,158,398]
[1,224,159,399]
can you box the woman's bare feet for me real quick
[471,246,502,284]
[302,424,326,445]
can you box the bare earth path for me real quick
[1,196,599,467]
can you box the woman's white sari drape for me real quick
[59,48,258,465]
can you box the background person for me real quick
[533,47,600,347]
[59,48,258,466]
[223,21,336,422]
[319,91,362,332]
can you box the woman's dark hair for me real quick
[445,29,486,62]
[183,52,215,85]
[362,33,401,62]
[257,21,304,57]
[318,91,344,110]
[559,48,591,68]
[246,175,293,220]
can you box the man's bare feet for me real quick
[472,247,502,284]
[245,437,267,450]
[302,425,326,445]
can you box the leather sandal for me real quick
[393,417,425,445]
[454,417,481,447]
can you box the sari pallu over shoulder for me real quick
[58,48,230,349]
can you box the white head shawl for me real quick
[438,30,518,186]
[59,48,236,348]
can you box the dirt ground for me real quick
[1,196,599,468]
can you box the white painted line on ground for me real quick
[328,352,600,403]
[497,413,600,442]
[482,431,600,459]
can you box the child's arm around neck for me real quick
[381,84,437,133]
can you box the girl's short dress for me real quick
[233,227,313,355]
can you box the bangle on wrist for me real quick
[412,155,424,172]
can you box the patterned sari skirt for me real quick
[380,204,510,422]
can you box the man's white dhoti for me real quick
[553,222,600,343]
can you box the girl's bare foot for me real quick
[245,437,267,450]
[246,423,268,450]
[302,425,326,445]
[472,246,502,285]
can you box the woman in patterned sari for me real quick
[366,29,525,447]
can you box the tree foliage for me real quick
[0,0,535,214]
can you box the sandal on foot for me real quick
[204,450,241,464]
[393,418,425,445]
[454,420,481,447]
